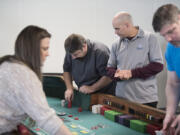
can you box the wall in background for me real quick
[0,0,180,107]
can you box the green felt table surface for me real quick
[23,97,150,135]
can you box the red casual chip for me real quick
[78,107,82,112]
[74,117,79,120]
[68,101,72,108]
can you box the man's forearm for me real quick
[106,67,121,81]
[166,82,180,116]
[91,76,112,91]
[131,62,163,79]
[56,124,72,135]
[63,72,73,90]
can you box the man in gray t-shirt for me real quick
[107,11,163,108]
[63,34,115,102]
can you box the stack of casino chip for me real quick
[100,106,111,115]
[101,108,163,134]
[146,124,162,135]
[155,130,163,135]
[61,99,66,107]
[122,115,136,127]
[104,110,122,121]
[92,104,103,114]
[115,114,127,124]
[130,120,148,133]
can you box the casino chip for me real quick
[155,130,163,135]
[78,107,82,112]
[61,99,66,107]
[74,117,79,120]
[56,112,66,116]
[68,114,73,117]
[92,104,102,114]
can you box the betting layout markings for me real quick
[60,99,94,134]
[67,123,93,135]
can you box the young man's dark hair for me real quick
[64,34,86,53]
[152,4,180,32]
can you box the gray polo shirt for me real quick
[107,28,163,103]
[63,39,110,88]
